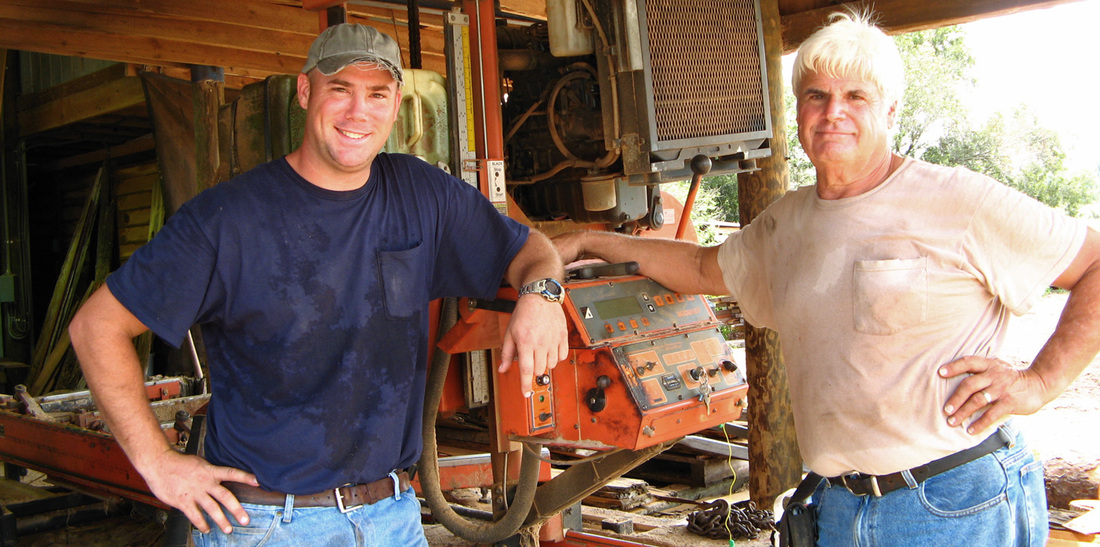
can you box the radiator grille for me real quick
[645,0,767,144]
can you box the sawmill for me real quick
[0,0,1091,545]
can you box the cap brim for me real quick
[314,53,403,83]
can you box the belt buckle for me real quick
[842,473,882,497]
[335,484,362,514]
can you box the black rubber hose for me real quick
[419,297,543,543]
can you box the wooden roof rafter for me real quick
[781,0,1086,52]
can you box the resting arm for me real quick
[553,230,729,296]
[69,284,258,534]
[942,227,1100,434]
[498,230,569,397]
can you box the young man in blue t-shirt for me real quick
[69,24,568,545]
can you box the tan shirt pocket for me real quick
[853,257,927,335]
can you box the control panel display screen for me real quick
[594,295,643,319]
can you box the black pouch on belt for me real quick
[776,472,823,547]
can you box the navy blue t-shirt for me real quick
[107,154,528,493]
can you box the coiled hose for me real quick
[418,297,544,543]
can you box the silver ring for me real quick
[980,390,993,405]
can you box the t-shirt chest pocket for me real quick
[852,257,927,335]
[378,243,429,320]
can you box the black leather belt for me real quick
[225,468,415,513]
[828,428,1012,497]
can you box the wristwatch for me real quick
[518,278,564,303]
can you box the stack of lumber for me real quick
[1050,499,1100,546]
[583,477,653,510]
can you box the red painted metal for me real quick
[410,453,552,492]
[0,410,163,507]
[546,529,657,546]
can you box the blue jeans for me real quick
[191,487,427,547]
[812,423,1047,547]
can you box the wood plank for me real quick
[119,225,151,245]
[0,0,456,78]
[780,0,1082,53]
[499,0,547,19]
[114,162,160,180]
[677,435,749,460]
[115,176,155,197]
[1048,528,1100,545]
[116,192,151,212]
[1067,509,1100,536]
[119,243,143,260]
[2,0,318,34]
[119,208,151,228]
[37,134,155,173]
[0,1,314,57]
[0,20,297,79]
[16,63,128,110]
[18,76,144,136]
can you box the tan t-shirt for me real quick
[717,157,1086,477]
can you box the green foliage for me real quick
[892,27,975,157]
[922,107,1098,216]
[784,85,816,189]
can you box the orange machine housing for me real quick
[446,275,748,451]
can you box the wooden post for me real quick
[736,0,802,509]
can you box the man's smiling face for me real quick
[295,62,402,186]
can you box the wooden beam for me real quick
[0,0,452,78]
[781,0,1085,53]
[738,0,801,509]
[0,20,297,78]
[17,64,129,111]
[18,75,145,136]
[10,0,318,34]
[0,2,315,57]
[38,133,155,173]
[301,0,344,11]
[499,0,546,19]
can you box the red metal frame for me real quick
[0,410,163,507]
[548,529,658,546]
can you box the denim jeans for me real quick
[192,487,427,547]
[812,423,1047,547]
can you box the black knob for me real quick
[535,374,551,386]
[596,375,611,389]
[722,360,737,373]
[690,154,713,175]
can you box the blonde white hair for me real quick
[791,11,904,105]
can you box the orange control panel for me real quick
[496,275,749,450]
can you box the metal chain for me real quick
[686,499,775,540]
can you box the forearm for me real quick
[1030,266,1100,403]
[505,230,566,289]
[70,290,172,472]
[560,231,728,295]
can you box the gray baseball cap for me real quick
[301,23,404,84]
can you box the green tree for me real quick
[923,107,1098,216]
[892,27,975,157]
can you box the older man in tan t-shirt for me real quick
[554,11,1100,547]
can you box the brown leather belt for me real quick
[225,470,412,513]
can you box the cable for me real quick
[721,423,738,546]
[419,297,543,544]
